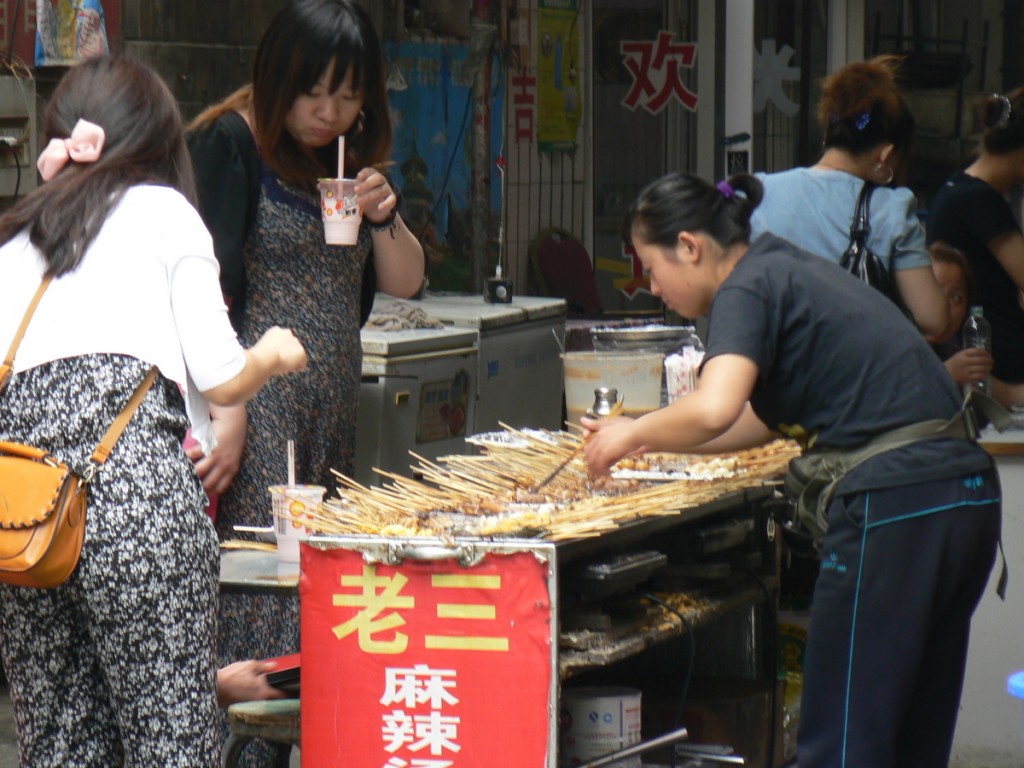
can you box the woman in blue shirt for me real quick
[750,55,947,337]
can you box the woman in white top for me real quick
[0,56,305,767]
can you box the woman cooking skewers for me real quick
[582,171,1000,768]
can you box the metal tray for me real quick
[591,324,695,352]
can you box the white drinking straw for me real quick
[337,135,345,179]
[287,439,296,487]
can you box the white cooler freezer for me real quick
[410,294,567,432]
[356,326,478,487]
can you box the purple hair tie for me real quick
[716,180,735,199]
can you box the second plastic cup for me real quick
[270,484,326,563]
[318,178,362,245]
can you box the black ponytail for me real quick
[623,172,763,253]
[977,89,1024,155]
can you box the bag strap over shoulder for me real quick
[1,277,158,481]
[0,276,53,395]
[849,181,875,244]
[88,366,159,471]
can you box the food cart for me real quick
[296,431,797,767]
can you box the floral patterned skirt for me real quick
[0,354,221,767]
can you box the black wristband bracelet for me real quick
[367,209,398,238]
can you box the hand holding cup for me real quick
[354,167,399,226]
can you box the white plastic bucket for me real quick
[559,686,642,767]
[562,352,663,429]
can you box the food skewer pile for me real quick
[312,426,801,541]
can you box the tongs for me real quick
[577,729,745,768]
[532,399,623,492]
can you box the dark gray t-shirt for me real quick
[704,233,991,492]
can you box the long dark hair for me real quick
[191,0,391,187]
[0,55,195,277]
[623,173,764,255]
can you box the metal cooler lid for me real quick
[507,295,567,322]
[417,294,567,329]
[360,326,478,356]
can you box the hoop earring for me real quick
[872,162,895,186]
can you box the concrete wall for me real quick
[116,0,384,119]
[119,0,288,120]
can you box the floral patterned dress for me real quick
[215,167,370,765]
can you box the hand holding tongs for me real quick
[532,398,623,492]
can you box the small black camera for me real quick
[484,277,513,304]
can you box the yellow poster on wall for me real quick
[537,0,580,152]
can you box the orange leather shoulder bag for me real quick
[0,277,156,588]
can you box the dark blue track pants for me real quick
[797,468,1001,768]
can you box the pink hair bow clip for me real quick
[36,119,106,181]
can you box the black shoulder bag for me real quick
[838,181,913,320]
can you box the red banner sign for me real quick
[301,544,555,767]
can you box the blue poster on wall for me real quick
[386,41,504,292]
[36,0,109,66]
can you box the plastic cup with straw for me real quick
[271,439,325,563]
[317,134,361,245]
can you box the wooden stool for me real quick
[222,699,300,768]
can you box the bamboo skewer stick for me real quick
[314,430,797,540]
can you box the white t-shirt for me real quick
[0,184,247,453]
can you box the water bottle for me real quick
[962,305,992,396]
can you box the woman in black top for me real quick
[928,90,1024,395]
[186,3,424,765]
[584,172,1000,768]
